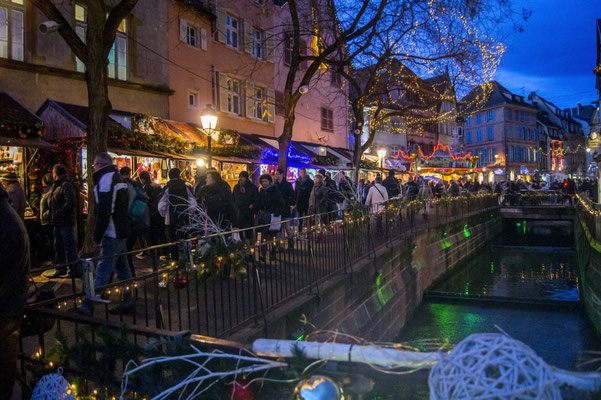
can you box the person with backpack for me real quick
[77,153,133,315]
[158,168,197,260]
[139,171,166,251]
[43,164,80,279]
[120,167,149,276]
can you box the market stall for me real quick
[0,91,53,218]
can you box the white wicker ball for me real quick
[429,333,560,400]
[31,368,76,400]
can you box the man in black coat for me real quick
[383,170,401,198]
[232,171,258,237]
[139,171,166,249]
[44,164,80,278]
[319,169,338,214]
[294,168,314,228]
[0,183,29,398]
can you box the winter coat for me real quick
[198,182,237,229]
[257,184,285,219]
[308,183,329,215]
[365,183,389,212]
[158,179,197,228]
[338,178,354,201]
[93,165,130,243]
[0,184,29,318]
[142,182,163,224]
[450,182,460,197]
[294,176,314,214]
[404,181,419,199]
[276,179,295,217]
[49,175,77,227]
[40,186,52,225]
[324,176,338,211]
[382,176,401,198]
[5,181,25,219]
[233,181,258,228]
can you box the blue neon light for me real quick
[263,145,311,163]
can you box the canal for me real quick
[383,220,601,399]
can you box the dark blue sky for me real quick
[495,0,600,109]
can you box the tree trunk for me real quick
[79,27,111,257]
[352,134,363,184]
[278,116,294,173]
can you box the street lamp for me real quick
[200,104,218,167]
[377,148,386,170]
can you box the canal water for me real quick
[380,220,601,399]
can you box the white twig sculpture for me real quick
[428,333,561,400]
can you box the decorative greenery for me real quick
[193,236,250,278]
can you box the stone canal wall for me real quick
[230,209,502,344]
[575,218,601,338]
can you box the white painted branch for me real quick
[553,368,601,392]
[252,339,440,369]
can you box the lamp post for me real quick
[200,104,218,167]
[377,148,386,172]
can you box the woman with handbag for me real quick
[256,174,285,257]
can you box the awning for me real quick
[108,147,163,158]
[213,155,257,164]
[0,136,54,148]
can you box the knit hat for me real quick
[318,168,327,176]
[0,171,18,182]
[239,171,249,179]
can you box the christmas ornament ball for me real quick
[31,368,76,400]
[294,375,343,400]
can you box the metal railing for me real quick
[17,194,505,397]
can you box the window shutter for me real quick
[200,28,207,50]
[243,20,252,54]
[179,18,187,42]
[267,88,275,123]
[216,6,226,44]
[266,30,274,62]
[218,72,228,112]
[245,81,255,118]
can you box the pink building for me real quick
[272,1,349,150]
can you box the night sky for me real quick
[494,0,600,109]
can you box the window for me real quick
[520,111,524,122]
[487,126,494,141]
[476,129,482,142]
[0,0,24,61]
[476,114,482,124]
[226,77,240,114]
[466,130,472,143]
[466,116,471,127]
[186,25,197,47]
[508,126,513,139]
[108,18,127,80]
[75,4,86,72]
[507,109,512,120]
[390,145,400,156]
[253,86,264,120]
[486,110,495,122]
[226,15,238,49]
[188,90,198,108]
[283,33,292,66]
[251,28,263,59]
[331,70,341,87]
[321,107,333,131]
[508,146,513,161]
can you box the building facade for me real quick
[0,0,171,117]
[461,81,539,181]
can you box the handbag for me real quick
[269,214,282,231]
[20,275,56,337]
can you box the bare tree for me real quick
[333,0,520,181]
[275,0,389,172]
[31,0,138,253]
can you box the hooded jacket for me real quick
[294,176,314,214]
[158,179,197,228]
[233,180,258,226]
[93,165,130,243]
[198,181,237,229]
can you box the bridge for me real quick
[18,192,601,398]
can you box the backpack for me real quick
[126,181,150,235]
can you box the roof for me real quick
[460,81,537,113]
[536,111,561,129]
[0,91,44,139]
[37,99,129,135]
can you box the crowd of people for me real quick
[2,150,601,396]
